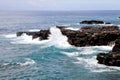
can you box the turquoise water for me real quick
[0,11,120,80]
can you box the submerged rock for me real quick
[80,20,111,24]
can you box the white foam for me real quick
[48,26,71,48]
[74,57,120,72]
[98,23,118,27]
[20,58,36,66]
[63,46,112,58]
[1,58,36,68]
[76,46,113,51]
[3,27,71,48]
[28,29,40,32]
[63,52,80,57]
[80,48,96,54]
[94,46,113,51]
[65,27,79,31]
[62,45,118,72]
[11,33,49,44]
[63,48,96,57]
[59,24,71,26]
[4,34,16,38]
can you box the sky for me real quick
[0,0,119,11]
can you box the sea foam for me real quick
[65,27,79,31]
[0,58,36,68]
[63,46,119,72]
[4,34,16,38]
[75,57,120,72]
[11,33,49,44]
[4,26,72,48]
[19,58,36,66]
[48,26,71,48]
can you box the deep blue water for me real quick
[0,11,120,80]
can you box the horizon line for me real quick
[0,10,120,12]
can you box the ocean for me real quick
[0,10,120,80]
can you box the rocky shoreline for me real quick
[97,38,120,66]
[16,20,120,67]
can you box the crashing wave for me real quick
[4,26,72,48]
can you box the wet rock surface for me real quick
[17,25,120,47]
[59,25,120,47]
[17,30,50,40]
[97,38,120,66]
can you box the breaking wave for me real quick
[4,26,72,48]
[3,26,119,73]
[48,27,71,48]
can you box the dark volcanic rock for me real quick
[97,38,120,66]
[97,52,120,66]
[16,25,120,47]
[80,20,111,24]
[112,38,120,52]
[17,30,50,40]
[59,25,120,47]
[16,25,120,67]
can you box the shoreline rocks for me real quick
[17,25,120,47]
[17,30,50,40]
[58,25,120,47]
[16,20,120,67]
[97,38,120,66]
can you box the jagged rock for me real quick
[97,52,120,66]
[16,30,50,40]
[17,25,120,47]
[112,38,120,52]
[80,20,111,24]
[16,25,120,67]
[97,38,120,66]
[58,25,120,46]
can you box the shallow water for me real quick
[0,11,120,80]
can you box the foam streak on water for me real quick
[62,45,120,72]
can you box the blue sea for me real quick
[0,10,120,80]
